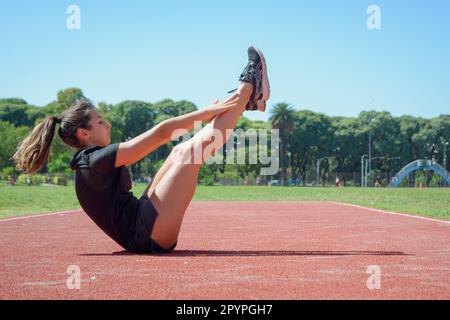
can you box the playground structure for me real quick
[389,160,450,188]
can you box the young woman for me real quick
[13,47,270,254]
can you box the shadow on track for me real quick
[80,250,410,257]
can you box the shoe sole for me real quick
[254,48,270,112]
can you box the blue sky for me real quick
[1,0,449,122]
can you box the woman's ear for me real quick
[75,127,89,142]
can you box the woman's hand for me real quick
[203,98,239,121]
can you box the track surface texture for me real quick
[1,201,449,299]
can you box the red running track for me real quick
[0,201,449,300]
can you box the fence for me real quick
[214,171,447,187]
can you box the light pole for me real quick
[361,155,368,187]
[287,151,291,186]
[365,157,369,187]
[368,131,372,184]
[426,143,438,163]
[316,156,334,187]
[443,141,449,187]
[444,141,449,171]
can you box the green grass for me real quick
[0,185,80,219]
[192,186,450,220]
[1,184,449,220]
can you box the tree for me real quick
[109,100,157,179]
[0,121,29,178]
[269,103,296,186]
[330,117,365,180]
[57,88,86,110]
[153,99,197,120]
[98,101,114,115]
[44,88,86,116]
[0,102,31,127]
[413,115,450,186]
[47,152,73,176]
[398,116,424,164]
[358,111,401,184]
[289,110,332,185]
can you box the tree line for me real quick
[1,88,449,187]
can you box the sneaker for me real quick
[236,47,270,112]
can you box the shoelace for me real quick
[227,62,258,94]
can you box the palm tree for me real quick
[269,103,296,186]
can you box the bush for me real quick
[18,173,68,186]
[17,174,30,184]
[200,175,215,186]
[53,175,68,186]
[217,171,239,180]
[0,166,15,180]
[47,153,73,177]
[430,173,442,187]
[34,175,46,185]
[414,171,426,187]
[32,175,46,185]
[17,174,47,186]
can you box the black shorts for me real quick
[125,196,177,254]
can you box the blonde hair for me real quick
[12,101,95,174]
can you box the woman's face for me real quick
[77,109,111,148]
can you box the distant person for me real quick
[335,176,340,187]
[375,175,382,188]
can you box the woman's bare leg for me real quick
[142,93,242,199]
[147,83,252,249]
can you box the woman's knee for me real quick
[171,142,197,166]
[170,144,185,164]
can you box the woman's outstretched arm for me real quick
[114,98,239,167]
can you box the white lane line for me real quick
[330,201,450,225]
[0,209,82,222]
[20,276,97,287]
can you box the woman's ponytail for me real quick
[12,116,61,174]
